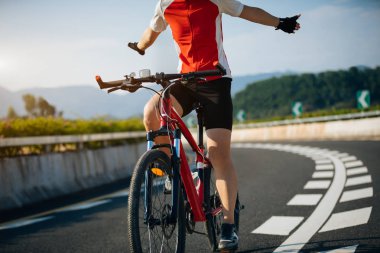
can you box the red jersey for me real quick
[150,0,244,80]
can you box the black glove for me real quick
[276,15,300,34]
[128,42,145,55]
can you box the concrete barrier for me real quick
[231,117,380,142]
[0,142,146,211]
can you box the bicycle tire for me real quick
[203,166,241,252]
[128,149,186,253]
[203,165,223,251]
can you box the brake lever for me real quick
[107,87,121,93]
[121,83,141,93]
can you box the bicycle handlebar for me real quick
[96,63,227,93]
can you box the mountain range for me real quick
[0,72,290,119]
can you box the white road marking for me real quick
[108,190,129,198]
[340,156,357,162]
[316,164,334,170]
[0,187,131,232]
[252,216,304,236]
[0,216,54,230]
[335,153,349,158]
[308,155,325,160]
[346,167,368,176]
[340,187,373,203]
[304,180,331,189]
[345,175,372,187]
[326,151,340,155]
[233,143,373,253]
[287,194,323,206]
[319,244,358,253]
[319,207,372,232]
[312,171,334,178]
[59,199,112,212]
[344,160,364,168]
[315,159,332,165]
[275,154,347,252]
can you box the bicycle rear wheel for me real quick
[202,166,241,252]
[202,165,223,251]
[128,149,186,253]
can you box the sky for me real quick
[0,0,380,91]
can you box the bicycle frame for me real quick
[145,85,215,223]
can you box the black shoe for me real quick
[218,223,238,251]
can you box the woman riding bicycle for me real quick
[128,0,300,251]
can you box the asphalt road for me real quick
[0,141,379,253]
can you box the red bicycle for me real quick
[96,63,241,253]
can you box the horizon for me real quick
[1,0,380,91]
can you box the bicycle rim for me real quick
[128,150,186,253]
[203,166,223,251]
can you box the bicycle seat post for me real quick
[194,103,204,150]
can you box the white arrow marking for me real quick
[292,102,302,116]
[358,90,369,108]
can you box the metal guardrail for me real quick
[1,111,379,148]
[234,110,380,129]
[0,131,146,148]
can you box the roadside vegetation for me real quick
[233,66,380,120]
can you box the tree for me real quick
[22,94,37,117]
[233,66,380,119]
[22,94,58,117]
[6,106,18,119]
[37,97,56,117]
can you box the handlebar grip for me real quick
[96,76,124,89]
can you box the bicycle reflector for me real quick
[151,167,165,177]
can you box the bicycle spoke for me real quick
[128,150,185,253]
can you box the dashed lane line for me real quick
[345,160,364,168]
[340,187,373,203]
[346,167,368,176]
[59,199,112,212]
[251,216,304,236]
[304,180,331,189]
[287,194,323,206]
[0,216,54,230]
[0,188,129,231]
[319,207,372,232]
[315,159,333,165]
[340,156,357,162]
[345,175,372,187]
[312,171,334,179]
[316,164,335,170]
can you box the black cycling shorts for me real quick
[170,77,233,130]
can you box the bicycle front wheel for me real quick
[128,149,186,253]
